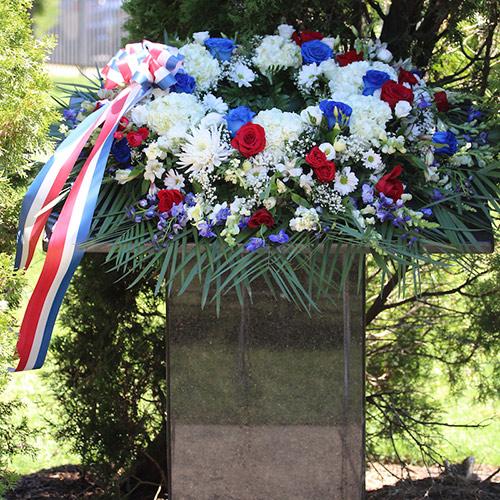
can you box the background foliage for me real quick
[0,0,54,489]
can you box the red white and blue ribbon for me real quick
[13,41,183,371]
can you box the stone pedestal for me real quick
[166,260,365,500]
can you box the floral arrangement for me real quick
[65,26,498,304]
[13,24,499,371]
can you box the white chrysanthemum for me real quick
[115,169,133,185]
[145,93,204,137]
[179,42,221,91]
[289,206,320,232]
[253,108,304,155]
[334,167,359,195]
[229,62,256,87]
[253,35,301,75]
[327,61,397,95]
[330,93,392,143]
[178,126,231,175]
[144,159,165,182]
[202,93,228,114]
[362,149,383,170]
[164,169,186,190]
[297,63,322,89]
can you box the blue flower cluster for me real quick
[245,230,290,252]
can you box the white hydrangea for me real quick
[192,31,210,44]
[327,61,397,95]
[253,108,304,156]
[277,24,295,39]
[130,103,149,126]
[297,63,322,90]
[145,93,204,137]
[229,62,256,87]
[253,35,301,75]
[289,206,320,232]
[179,42,221,91]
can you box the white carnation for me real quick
[179,42,221,91]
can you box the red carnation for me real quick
[137,127,150,140]
[126,131,146,148]
[398,69,418,86]
[305,146,328,168]
[434,91,449,112]
[380,80,414,109]
[118,116,129,131]
[336,50,364,67]
[375,165,404,201]
[158,189,184,213]
[292,30,324,46]
[247,208,275,229]
[231,123,266,158]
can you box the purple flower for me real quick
[198,221,216,238]
[467,107,482,122]
[111,138,131,164]
[238,216,249,229]
[417,97,431,109]
[144,209,156,220]
[215,207,231,224]
[269,230,290,244]
[63,108,78,124]
[170,203,185,217]
[432,189,444,201]
[421,207,433,218]
[362,184,374,204]
[245,237,265,252]
[125,206,136,219]
[139,199,148,208]
[184,192,197,207]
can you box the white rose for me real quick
[376,47,393,63]
[263,197,277,210]
[193,31,210,44]
[300,105,323,126]
[277,24,295,39]
[394,100,412,118]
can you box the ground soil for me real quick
[4,463,499,499]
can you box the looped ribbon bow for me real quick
[13,41,183,371]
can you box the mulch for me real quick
[4,464,500,499]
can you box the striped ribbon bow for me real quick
[13,41,183,372]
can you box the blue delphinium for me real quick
[172,71,196,94]
[362,184,374,204]
[319,100,352,130]
[362,70,390,96]
[466,107,482,122]
[269,230,290,244]
[198,221,216,238]
[433,131,458,155]
[204,38,235,61]
[226,106,255,136]
[245,237,265,252]
[111,138,131,164]
[301,40,333,65]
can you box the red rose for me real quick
[375,165,404,200]
[305,146,328,168]
[126,131,145,148]
[434,91,449,112]
[380,80,414,109]
[292,30,324,46]
[137,127,150,140]
[312,161,336,183]
[118,116,129,131]
[336,49,364,67]
[398,69,418,86]
[247,208,275,229]
[158,189,184,213]
[231,123,266,158]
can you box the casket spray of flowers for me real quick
[13,25,498,371]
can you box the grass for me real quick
[1,72,497,477]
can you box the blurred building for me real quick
[48,0,127,66]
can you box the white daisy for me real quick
[362,149,383,171]
[178,126,231,176]
[230,62,256,88]
[164,169,186,190]
[334,167,359,195]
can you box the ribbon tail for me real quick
[14,84,148,372]
[14,103,111,272]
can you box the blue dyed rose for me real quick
[301,40,333,65]
[319,100,352,130]
[226,106,255,136]
[172,71,196,94]
[111,138,131,164]
[362,70,390,96]
[433,131,458,155]
[204,37,235,61]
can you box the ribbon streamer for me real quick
[13,41,183,371]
